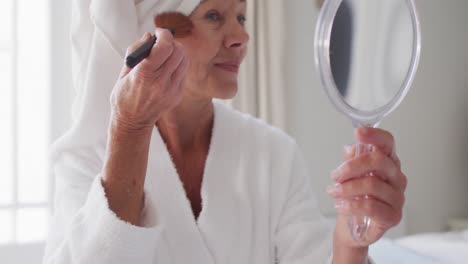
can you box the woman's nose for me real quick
[224,23,249,49]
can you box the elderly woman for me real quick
[44,0,406,263]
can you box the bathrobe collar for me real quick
[143,100,243,263]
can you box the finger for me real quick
[137,28,175,72]
[120,32,153,78]
[328,175,405,209]
[334,198,402,228]
[155,27,174,42]
[342,144,356,161]
[332,151,405,190]
[170,55,189,92]
[343,143,401,171]
[343,131,401,170]
[355,127,399,165]
[158,42,185,83]
[400,171,408,192]
[166,56,187,107]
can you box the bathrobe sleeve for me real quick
[42,147,162,264]
[274,143,333,263]
[274,143,374,264]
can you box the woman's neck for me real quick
[156,97,214,154]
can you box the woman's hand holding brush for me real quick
[110,28,189,133]
[110,12,193,133]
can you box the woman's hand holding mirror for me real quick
[329,127,407,248]
[315,0,421,248]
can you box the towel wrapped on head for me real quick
[52,0,201,160]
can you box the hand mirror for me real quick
[314,0,421,241]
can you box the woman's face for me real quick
[178,0,249,100]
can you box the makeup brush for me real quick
[125,12,193,68]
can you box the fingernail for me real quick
[331,163,345,180]
[344,144,353,154]
[334,199,347,209]
[327,183,343,195]
[331,170,339,181]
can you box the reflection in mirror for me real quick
[329,0,414,112]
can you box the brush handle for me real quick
[126,35,157,69]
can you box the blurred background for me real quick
[0,0,467,263]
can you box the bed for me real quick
[369,229,468,264]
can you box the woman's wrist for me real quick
[110,114,156,136]
[332,224,369,264]
[332,243,368,264]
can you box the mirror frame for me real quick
[314,0,422,126]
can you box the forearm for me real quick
[101,121,153,226]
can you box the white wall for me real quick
[285,0,468,235]
[1,243,45,264]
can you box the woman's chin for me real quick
[213,84,238,100]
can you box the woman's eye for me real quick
[206,11,221,22]
[238,15,246,25]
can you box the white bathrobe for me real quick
[43,100,334,264]
[42,0,342,263]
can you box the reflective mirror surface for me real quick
[316,0,421,127]
[329,0,415,112]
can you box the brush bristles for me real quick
[154,12,194,38]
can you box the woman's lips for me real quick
[215,62,240,73]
